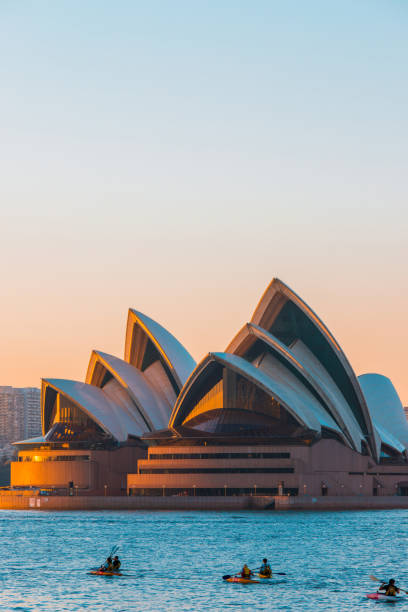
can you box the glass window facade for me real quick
[45,420,110,443]
[184,379,223,423]
[139,467,294,474]
[56,395,89,426]
[184,408,300,437]
[44,393,112,443]
[149,452,290,460]
[129,487,299,497]
[180,364,302,439]
[18,455,90,462]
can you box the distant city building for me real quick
[0,387,41,445]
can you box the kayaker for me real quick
[379,579,400,596]
[240,564,253,579]
[112,555,121,571]
[259,558,272,578]
[100,556,113,572]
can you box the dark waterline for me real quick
[1,509,407,611]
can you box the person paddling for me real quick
[259,558,272,578]
[100,556,113,572]
[240,564,253,579]
[379,579,400,596]
[112,555,121,572]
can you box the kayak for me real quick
[366,593,404,602]
[88,571,123,576]
[258,574,273,579]
[224,576,260,584]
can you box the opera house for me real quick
[11,279,408,500]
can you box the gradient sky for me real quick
[0,1,407,403]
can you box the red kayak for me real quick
[366,592,404,602]
[88,570,123,576]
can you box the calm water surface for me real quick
[0,509,407,611]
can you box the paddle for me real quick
[253,567,286,575]
[369,575,408,595]
[95,545,119,571]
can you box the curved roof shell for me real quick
[41,378,145,442]
[170,352,345,442]
[124,309,196,393]
[85,350,172,431]
[227,278,379,460]
[374,423,406,454]
[226,322,365,452]
[359,373,408,451]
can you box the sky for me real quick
[0,1,407,403]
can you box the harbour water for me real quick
[1,509,407,611]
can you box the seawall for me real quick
[0,494,271,511]
[273,494,408,511]
[2,493,408,511]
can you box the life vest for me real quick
[260,565,271,577]
[385,585,397,596]
[242,566,251,578]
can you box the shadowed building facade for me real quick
[127,279,408,498]
[10,278,408,499]
[11,311,196,495]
